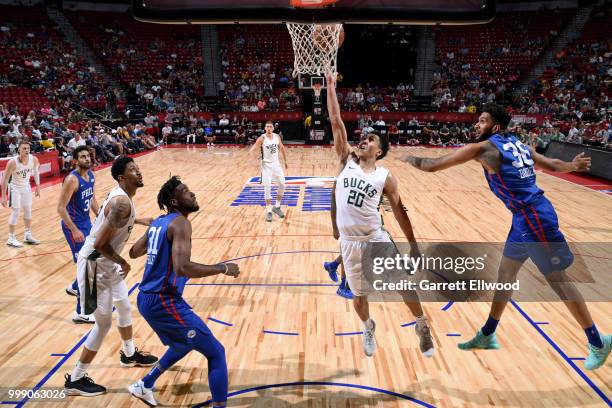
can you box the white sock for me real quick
[71,361,89,382]
[266,205,272,213]
[24,229,31,234]
[275,200,281,207]
[122,338,135,357]
[363,318,374,331]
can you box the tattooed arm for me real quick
[93,195,132,276]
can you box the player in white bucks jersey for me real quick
[325,70,434,358]
[249,121,288,222]
[1,141,41,247]
[65,157,158,398]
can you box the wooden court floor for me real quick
[0,146,610,407]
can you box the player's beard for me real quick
[476,129,493,142]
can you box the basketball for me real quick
[312,24,345,52]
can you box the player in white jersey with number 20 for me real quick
[250,121,289,222]
[325,70,435,358]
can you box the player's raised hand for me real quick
[572,152,591,172]
[223,263,240,278]
[324,68,336,87]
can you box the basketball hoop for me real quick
[286,22,343,77]
[312,83,323,98]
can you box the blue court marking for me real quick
[446,334,461,337]
[302,186,332,212]
[441,301,454,311]
[401,321,416,328]
[1,402,19,405]
[49,354,67,357]
[263,330,299,336]
[570,357,586,361]
[247,176,335,184]
[534,322,549,325]
[208,317,233,327]
[193,381,436,408]
[335,331,363,336]
[510,300,610,405]
[231,186,300,207]
[17,282,140,408]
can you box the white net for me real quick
[286,23,343,77]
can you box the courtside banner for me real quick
[354,242,612,302]
[0,151,59,183]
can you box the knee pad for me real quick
[8,207,19,225]
[84,312,112,351]
[114,298,132,328]
[23,205,32,220]
[264,184,272,201]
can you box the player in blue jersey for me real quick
[57,145,99,324]
[127,176,240,407]
[402,103,610,371]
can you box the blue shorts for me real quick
[61,222,91,263]
[503,196,574,275]
[137,291,214,351]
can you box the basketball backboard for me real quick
[133,0,495,24]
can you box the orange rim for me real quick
[291,0,338,8]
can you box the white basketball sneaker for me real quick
[72,312,96,324]
[24,230,41,245]
[7,234,23,248]
[363,319,377,357]
[128,380,157,407]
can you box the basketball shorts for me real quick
[61,222,92,263]
[340,229,395,297]
[9,186,32,209]
[137,291,215,351]
[77,255,128,315]
[503,196,574,275]
[261,163,284,186]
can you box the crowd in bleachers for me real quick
[0,4,119,117]
[65,9,204,113]
[432,8,574,111]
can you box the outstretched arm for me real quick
[169,216,240,279]
[129,229,149,259]
[402,142,483,172]
[1,160,15,207]
[324,70,351,164]
[33,156,40,197]
[531,149,591,173]
[279,138,289,170]
[249,136,264,165]
[383,173,419,258]
[330,181,339,240]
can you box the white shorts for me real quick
[9,186,32,209]
[261,162,285,186]
[77,255,129,315]
[340,229,394,297]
